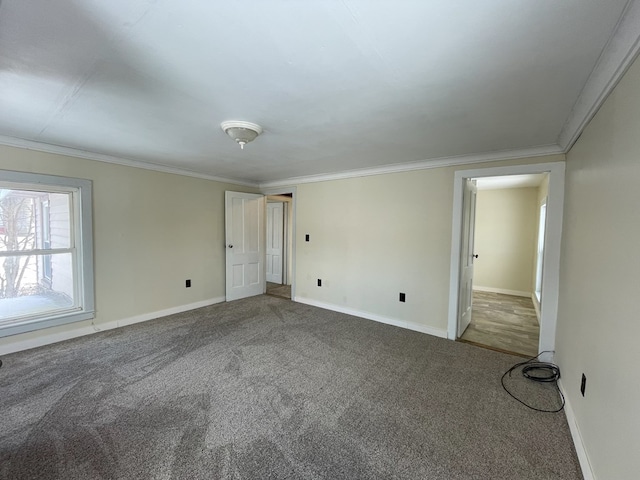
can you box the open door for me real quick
[225,191,265,301]
[457,178,477,336]
[266,201,284,284]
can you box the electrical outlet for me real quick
[317,279,322,287]
[580,374,586,396]
[305,234,310,242]
[399,292,406,302]
[185,279,191,288]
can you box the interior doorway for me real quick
[266,194,293,300]
[457,173,547,357]
[447,162,565,361]
[262,187,297,301]
[224,188,297,302]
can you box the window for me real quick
[0,170,94,337]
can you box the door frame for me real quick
[261,186,297,300]
[447,162,565,358]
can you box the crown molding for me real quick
[558,0,640,151]
[258,144,564,188]
[0,135,259,188]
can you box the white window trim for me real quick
[0,170,95,337]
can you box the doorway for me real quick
[447,162,565,361]
[262,186,297,301]
[266,194,293,300]
[224,187,297,302]
[457,174,547,357]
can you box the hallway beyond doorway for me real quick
[266,282,291,300]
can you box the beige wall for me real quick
[0,145,256,351]
[473,187,538,294]
[557,54,640,478]
[294,154,564,334]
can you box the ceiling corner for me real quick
[557,0,640,152]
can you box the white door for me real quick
[266,202,284,284]
[225,191,265,301]
[458,179,477,336]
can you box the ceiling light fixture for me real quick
[221,120,263,150]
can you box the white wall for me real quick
[293,154,564,336]
[473,187,537,295]
[0,145,256,353]
[556,54,640,478]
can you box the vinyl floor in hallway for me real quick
[459,291,540,357]
[266,282,291,299]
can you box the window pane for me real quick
[0,189,71,252]
[0,253,75,322]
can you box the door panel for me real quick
[266,202,284,284]
[458,179,477,336]
[225,191,265,301]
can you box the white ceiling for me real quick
[0,0,636,185]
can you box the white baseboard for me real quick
[473,286,531,297]
[558,379,595,480]
[294,297,447,339]
[0,296,225,356]
[531,294,541,323]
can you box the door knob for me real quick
[472,254,478,259]
[228,244,233,248]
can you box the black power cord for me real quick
[501,351,565,413]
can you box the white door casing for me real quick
[447,162,565,361]
[225,191,265,301]
[458,179,477,336]
[266,202,284,284]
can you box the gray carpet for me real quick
[0,295,582,479]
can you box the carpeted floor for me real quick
[0,295,582,479]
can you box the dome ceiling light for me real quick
[221,121,263,150]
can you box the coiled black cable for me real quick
[501,351,565,413]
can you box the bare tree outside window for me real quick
[0,192,36,299]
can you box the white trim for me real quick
[0,296,225,356]
[295,296,447,339]
[472,286,531,298]
[558,0,640,151]
[558,380,595,480]
[0,135,258,188]
[447,162,565,355]
[259,144,563,188]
